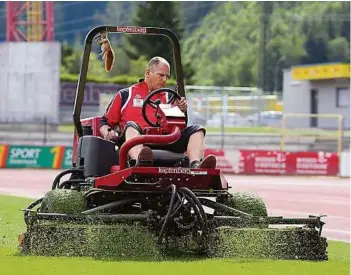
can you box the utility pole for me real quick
[257,2,270,94]
[274,56,286,95]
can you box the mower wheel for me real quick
[40,189,86,214]
[219,192,268,217]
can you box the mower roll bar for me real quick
[73,26,186,138]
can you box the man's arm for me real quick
[99,93,122,140]
[176,97,188,125]
[177,97,188,113]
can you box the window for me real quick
[336,87,350,107]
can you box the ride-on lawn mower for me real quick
[19,26,328,260]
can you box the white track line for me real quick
[267,209,349,220]
[323,229,350,235]
[228,180,350,188]
[266,198,350,206]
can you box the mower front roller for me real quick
[199,194,328,260]
[21,189,162,259]
[21,222,162,260]
[206,226,328,260]
[39,189,86,214]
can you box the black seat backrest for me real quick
[76,136,119,177]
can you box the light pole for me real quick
[274,56,286,95]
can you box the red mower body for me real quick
[72,104,228,193]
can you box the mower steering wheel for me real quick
[142,88,182,127]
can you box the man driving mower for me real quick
[98,34,216,169]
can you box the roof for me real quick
[291,63,350,80]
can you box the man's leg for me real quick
[122,122,154,166]
[125,127,143,160]
[164,124,216,169]
[187,130,205,164]
[187,130,216,169]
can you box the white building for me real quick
[283,63,350,130]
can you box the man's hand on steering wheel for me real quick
[176,97,187,112]
[142,88,182,127]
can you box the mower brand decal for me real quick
[190,170,208,175]
[116,26,147,34]
[158,167,207,175]
[158,167,191,174]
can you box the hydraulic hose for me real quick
[51,168,83,190]
[178,189,206,234]
[158,184,177,244]
[82,198,139,214]
[157,185,209,244]
[179,187,208,233]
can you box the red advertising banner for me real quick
[293,151,339,176]
[0,144,339,176]
[239,150,292,175]
[238,150,339,176]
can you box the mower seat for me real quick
[151,149,187,167]
[110,149,187,173]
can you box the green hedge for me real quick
[60,73,177,85]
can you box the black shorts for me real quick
[117,121,206,153]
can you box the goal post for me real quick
[280,113,344,154]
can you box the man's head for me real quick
[144,56,170,91]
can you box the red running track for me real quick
[226,175,350,243]
[0,169,349,243]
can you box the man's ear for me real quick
[145,68,150,78]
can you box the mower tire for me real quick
[40,189,86,214]
[218,192,268,217]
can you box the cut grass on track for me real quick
[0,194,349,275]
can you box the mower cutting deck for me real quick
[19,26,328,260]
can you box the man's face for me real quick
[146,63,170,91]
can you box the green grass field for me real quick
[0,195,349,275]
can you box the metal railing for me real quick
[280,113,344,154]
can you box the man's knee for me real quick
[118,121,143,146]
[185,125,206,139]
[125,126,141,137]
[190,129,205,139]
[124,121,143,134]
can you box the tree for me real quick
[341,2,350,42]
[180,1,219,35]
[327,37,350,62]
[182,1,350,90]
[60,36,107,77]
[183,2,261,87]
[95,1,138,45]
[124,2,185,76]
[87,53,109,77]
